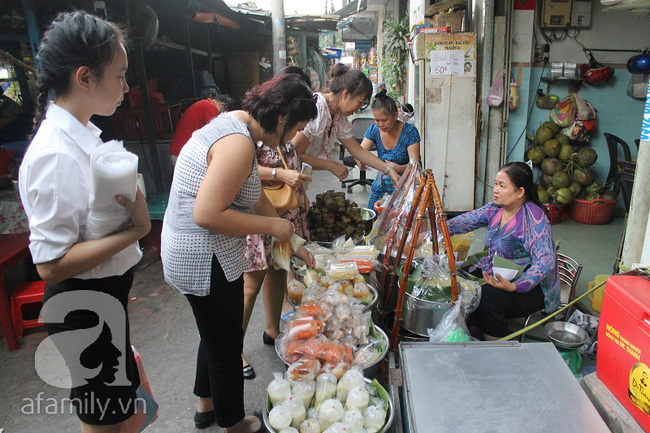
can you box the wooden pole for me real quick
[390,175,432,353]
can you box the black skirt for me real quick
[42,269,140,425]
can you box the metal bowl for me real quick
[263,376,394,433]
[545,321,589,349]
[275,324,389,379]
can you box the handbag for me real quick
[262,150,298,213]
[119,346,159,433]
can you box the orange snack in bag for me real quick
[296,337,325,358]
[299,302,328,317]
[287,318,324,340]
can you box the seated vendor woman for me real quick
[446,162,560,340]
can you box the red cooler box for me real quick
[597,273,650,430]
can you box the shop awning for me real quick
[334,0,368,19]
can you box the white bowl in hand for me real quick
[492,267,518,281]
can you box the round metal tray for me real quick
[275,325,389,379]
[263,376,394,433]
[545,321,589,349]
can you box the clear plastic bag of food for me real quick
[294,335,328,359]
[314,372,338,411]
[286,317,325,340]
[363,405,387,431]
[450,232,475,262]
[317,341,353,366]
[318,399,344,431]
[292,379,316,411]
[287,357,321,381]
[298,302,331,321]
[427,301,472,343]
[268,372,292,406]
[326,262,358,281]
[288,279,307,305]
[341,408,364,432]
[336,367,365,404]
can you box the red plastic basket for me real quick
[569,197,619,225]
[545,203,569,225]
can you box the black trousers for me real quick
[42,269,140,425]
[185,255,245,427]
[474,284,545,338]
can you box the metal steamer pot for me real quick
[395,263,453,337]
[401,292,453,337]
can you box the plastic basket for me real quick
[545,203,569,225]
[569,197,618,225]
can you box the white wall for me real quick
[536,1,650,65]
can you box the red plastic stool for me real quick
[10,280,46,338]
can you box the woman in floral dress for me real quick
[241,137,312,379]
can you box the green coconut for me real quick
[556,188,574,205]
[568,182,582,197]
[543,139,561,157]
[575,147,598,168]
[536,126,555,145]
[542,121,559,134]
[539,173,552,187]
[527,145,545,165]
[537,186,549,204]
[551,171,571,189]
[556,134,570,146]
[546,186,558,201]
[572,167,595,186]
[558,143,574,161]
[586,181,604,195]
[602,190,618,201]
[541,157,561,176]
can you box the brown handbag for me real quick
[262,150,298,213]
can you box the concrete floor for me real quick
[0,159,624,432]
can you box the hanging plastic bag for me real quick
[509,73,519,110]
[487,68,505,107]
[627,73,650,99]
[573,93,596,120]
[550,94,577,127]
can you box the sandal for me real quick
[243,364,256,380]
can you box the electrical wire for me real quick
[505,62,546,161]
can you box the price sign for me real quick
[430,50,465,76]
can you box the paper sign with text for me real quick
[430,50,465,76]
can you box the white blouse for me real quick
[19,104,142,279]
[302,93,353,160]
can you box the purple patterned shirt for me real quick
[447,202,560,312]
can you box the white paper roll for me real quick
[90,150,138,209]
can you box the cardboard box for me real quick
[413,25,451,36]
[427,11,464,32]
[597,274,650,431]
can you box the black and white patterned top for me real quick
[161,113,261,295]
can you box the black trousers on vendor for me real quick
[473,283,545,338]
[185,255,245,427]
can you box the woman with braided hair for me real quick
[19,11,150,432]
